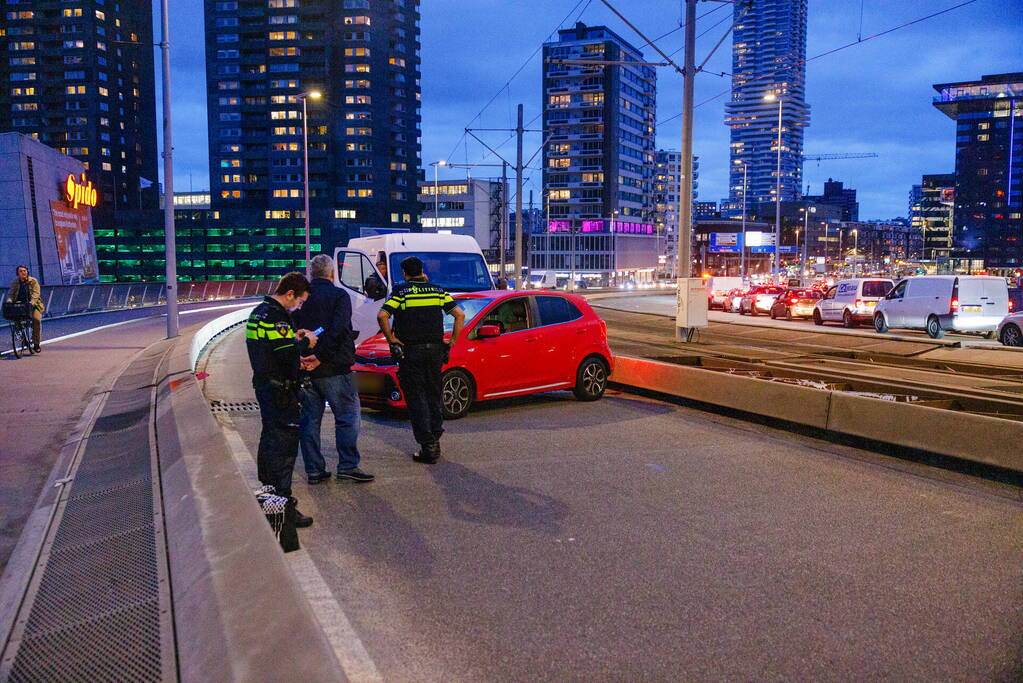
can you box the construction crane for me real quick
[801,152,878,167]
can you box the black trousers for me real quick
[397,344,446,447]
[253,378,301,498]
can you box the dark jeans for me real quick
[299,373,362,475]
[397,344,446,447]
[253,378,301,498]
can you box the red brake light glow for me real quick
[790,298,798,304]
[951,298,959,313]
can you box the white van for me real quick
[526,270,557,289]
[706,277,743,309]
[333,233,494,344]
[813,278,894,327]
[873,275,1009,339]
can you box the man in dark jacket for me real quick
[294,254,374,484]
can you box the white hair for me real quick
[310,254,334,278]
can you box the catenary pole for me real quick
[161,0,178,338]
[514,104,524,286]
[675,0,696,341]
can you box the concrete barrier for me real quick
[189,305,253,370]
[610,355,1023,473]
[157,323,345,681]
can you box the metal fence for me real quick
[34,280,276,319]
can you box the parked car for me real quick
[1008,286,1021,314]
[707,277,743,309]
[353,290,614,418]
[874,275,1009,339]
[738,286,783,316]
[770,288,822,320]
[813,278,894,328]
[721,288,745,313]
[997,311,1023,346]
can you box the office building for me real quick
[694,201,717,219]
[933,73,1023,269]
[803,177,858,221]
[0,133,98,285]
[653,150,699,275]
[0,0,160,281]
[533,23,658,286]
[203,0,422,279]
[725,0,810,208]
[917,173,955,262]
[418,178,510,266]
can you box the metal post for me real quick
[740,162,747,278]
[675,0,697,341]
[773,95,783,278]
[302,95,311,278]
[433,162,440,226]
[500,161,508,278]
[161,0,178,338]
[854,229,859,276]
[514,104,524,288]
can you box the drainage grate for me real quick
[209,399,261,413]
[1,345,176,682]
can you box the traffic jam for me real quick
[706,273,1022,344]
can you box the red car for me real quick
[353,290,614,418]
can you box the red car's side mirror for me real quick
[477,324,501,338]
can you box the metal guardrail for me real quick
[29,281,276,320]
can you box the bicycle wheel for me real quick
[10,323,21,358]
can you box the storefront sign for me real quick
[65,173,98,209]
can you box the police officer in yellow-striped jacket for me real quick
[377,256,465,463]
[246,272,318,527]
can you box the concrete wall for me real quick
[0,133,91,286]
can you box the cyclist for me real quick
[6,265,43,353]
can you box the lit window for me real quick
[335,209,357,219]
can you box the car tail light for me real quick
[790,298,798,304]
[1010,299,1015,312]
[951,280,959,314]
[854,299,862,309]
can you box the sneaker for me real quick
[307,471,331,485]
[32,345,41,353]
[336,468,375,483]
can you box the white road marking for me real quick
[1,302,255,356]
[218,414,384,683]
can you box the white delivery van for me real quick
[813,278,894,327]
[526,270,557,289]
[333,233,494,344]
[706,277,743,309]
[873,275,1009,339]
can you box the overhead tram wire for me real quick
[655,0,983,126]
[442,0,592,164]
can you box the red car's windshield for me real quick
[445,297,494,333]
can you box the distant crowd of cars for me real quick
[708,275,1023,346]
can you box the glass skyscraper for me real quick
[724,0,809,211]
[203,0,422,279]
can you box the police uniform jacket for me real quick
[246,296,306,383]
[381,279,457,345]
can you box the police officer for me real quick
[377,256,465,463]
[246,272,318,526]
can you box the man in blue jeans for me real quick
[294,254,374,484]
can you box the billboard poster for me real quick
[50,200,99,284]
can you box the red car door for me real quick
[532,294,590,386]
[468,296,543,397]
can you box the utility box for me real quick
[676,277,708,331]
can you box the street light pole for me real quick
[298,90,321,278]
[735,159,747,278]
[765,92,783,277]
[853,229,859,276]
[160,0,177,338]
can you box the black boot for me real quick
[412,441,439,464]
[290,498,313,527]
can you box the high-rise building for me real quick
[653,150,699,274]
[725,0,809,208]
[803,178,858,222]
[533,23,659,286]
[203,0,422,279]
[932,73,1023,269]
[0,0,160,279]
[918,173,955,261]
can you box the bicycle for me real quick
[2,302,36,358]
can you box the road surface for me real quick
[200,326,1023,680]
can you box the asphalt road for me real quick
[202,327,1023,681]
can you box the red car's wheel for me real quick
[573,356,608,402]
[442,368,475,419]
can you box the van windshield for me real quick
[389,251,493,292]
[862,281,893,298]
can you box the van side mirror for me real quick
[477,324,501,338]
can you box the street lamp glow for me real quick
[764,93,777,102]
[308,90,322,100]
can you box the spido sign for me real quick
[65,173,98,209]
